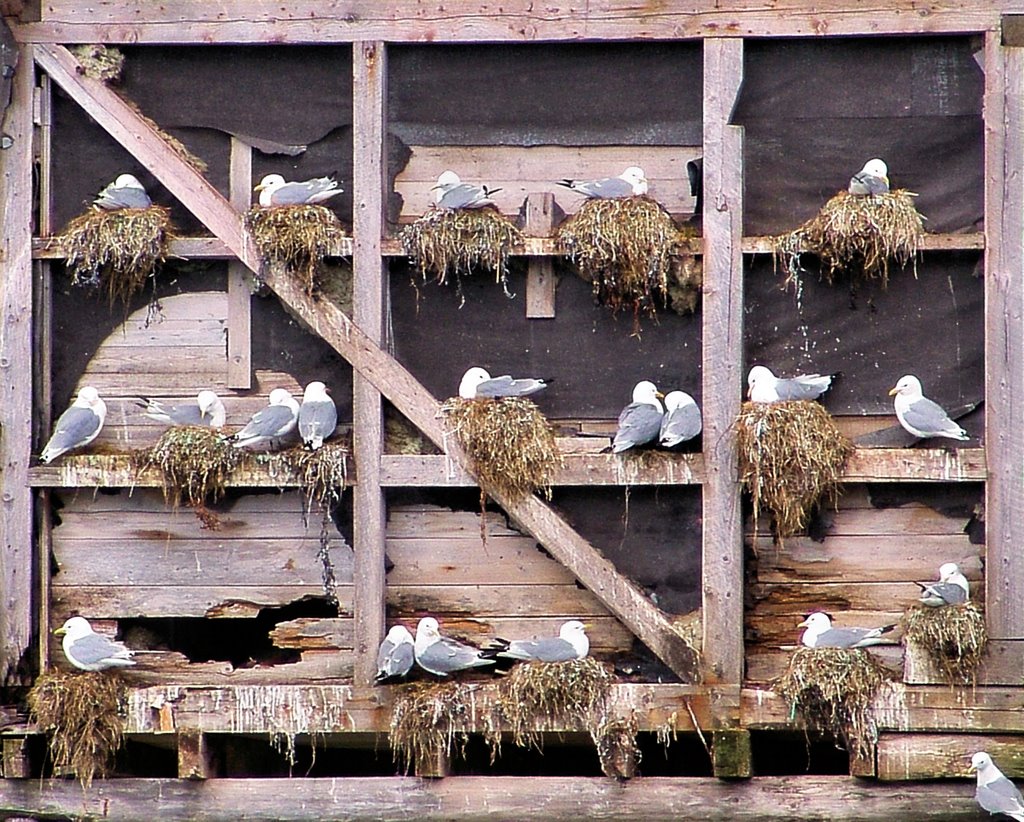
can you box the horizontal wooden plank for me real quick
[269,617,354,650]
[750,582,983,615]
[744,232,985,254]
[904,639,1024,686]
[750,505,974,538]
[114,650,354,686]
[877,733,1024,781]
[843,448,986,481]
[386,583,612,618]
[747,610,905,648]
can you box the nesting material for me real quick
[246,205,348,297]
[286,442,350,510]
[557,196,698,318]
[70,44,125,82]
[401,207,523,305]
[389,681,475,775]
[60,205,174,308]
[737,400,854,539]
[135,425,240,511]
[903,602,988,685]
[774,190,925,288]
[27,671,126,788]
[774,646,895,763]
[594,714,641,779]
[441,397,563,501]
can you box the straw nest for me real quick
[28,671,127,788]
[557,197,699,320]
[246,205,348,297]
[774,647,896,762]
[285,442,350,511]
[441,397,563,502]
[902,602,988,685]
[70,44,125,82]
[401,207,523,305]
[736,400,854,540]
[122,98,209,175]
[774,190,925,288]
[389,681,476,775]
[60,205,175,308]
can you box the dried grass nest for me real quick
[774,646,896,763]
[28,671,127,788]
[441,397,563,501]
[401,207,524,305]
[902,602,988,685]
[246,204,348,298]
[70,44,125,82]
[60,205,175,308]
[774,190,925,288]
[737,400,854,540]
[389,681,476,775]
[286,441,350,511]
[557,196,701,320]
[134,426,240,514]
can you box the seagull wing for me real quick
[272,177,342,205]
[140,398,203,426]
[499,637,577,662]
[775,374,833,401]
[659,403,702,447]
[417,637,495,675]
[233,405,296,446]
[67,632,133,668]
[977,776,1024,820]
[438,183,494,210]
[298,399,338,448]
[613,402,663,452]
[571,176,635,199]
[95,186,152,210]
[475,375,547,398]
[900,396,967,439]
[919,582,968,606]
[41,407,102,462]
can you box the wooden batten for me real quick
[876,733,1024,781]
[524,191,557,318]
[176,729,213,780]
[226,137,253,390]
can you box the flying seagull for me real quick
[889,374,968,441]
[254,173,343,207]
[971,751,1024,821]
[848,158,890,197]
[298,381,337,450]
[613,380,664,453]
[432,170,501,210]
[558,166,648,199]
[497,620,590,663]
[798,611,897,649]
[413,617,497,677]
[137,390,226,429]
[375,625,415,683]
[230,388,300,449]
[747,365,834,404]
[94,173,152,210]
[458,366,548,400]
[55,616,135,672]
[40,386,107,464]
[659,390,702,448]
[916,561,970,607]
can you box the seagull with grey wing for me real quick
[298,381,337,450]
[254,173,343,207]
[659,390,702,448]
[848,158,890,197]
[889,374,968,441]
[916,561,970,607]
[798,611,897,649]
[747,365,835,403]
[613,380,664,453]
[458,366,548,399]
[94,173,152,210]
[497,620,590,663]
[40,386,106,464]
[375,625,415,683]
[972,752,1024,821]
[558,166,648,199]
[137,390,227,430]
[414,617,497,677]
[55,616,135,672]
[230,388,300,450]
[432,170,502,210]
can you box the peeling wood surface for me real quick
[877,733,1024,780]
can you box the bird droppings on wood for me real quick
[774,646,897,765]
[27,671,127,788]
[774,190,925,288]
[736,400,853,540]
[902,602,988,685]
[245,204,349,298]
[59,205,175,310]
[400,207,524,306]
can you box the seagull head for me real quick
[632,380,664,409]
[889,374,923,398]
[938,562,960,581]
[415,617,442,651]
[75,386,102,408]
[54,616,93,640]
[432,170,461,190]
[797,611,833,645]
[113,173,145,190]
[970,751,994,774]
[459,366,492,399]
[268,388,294,407]
[621,166,648,195]
[254,174,286,194]
[302,381,330,402]
[197,390,220,414]
[385,625,414,645]
[861,158,889,181]
[560,620,590,656]
[663,390,697,412]
[747,365,778,401]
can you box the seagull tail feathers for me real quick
[557,179,577,189]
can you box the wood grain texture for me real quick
[227,137,253,389]
[877,732,1024,780]
[524,192,557,318]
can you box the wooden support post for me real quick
[0,43,35,686]
[701,39,745,691]
[984,33,1024,638]
[352,40,388,688]
[524,192,556,318]
[2,736,31,778]
[177,730,213,780]
[416,746,451,779]
[227,137,253,389]
[711,729,751,778]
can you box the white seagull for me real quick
[613,380,664,453]
[659,390,702,448]
[137,390,226,430]
[798,612,897,649]
[254,173,343,207]
[375,625,415,682]
[413,617,496,677]
[971,752,1024,821]
[298,381,337,450]
[458,366,548,400]
[40,386,107,464]
[558,166,648,199]
[747,365,834,403]
[432,170,501,210]
[916,561,970,607]
[54,616,135,672]
[848,158,890,197]
[497,620,590,663]
[889,374,968,441]
[230,388,300,449]
[94,173,152,210]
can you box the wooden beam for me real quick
[2,735,30,778]
[876,733,1024,781]
[711,729,751,778]
[226,137,252,389]
[524,192,557,318]
[0,775,989,821]
[984,33,1024,638]
[176,730,213,780]
[701,38,744,688]
[0,42,34,686]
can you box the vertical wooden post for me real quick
[983,33,1024,639]
[227,136,253,389]
[711,729,752,778]
[0,44,36,685]
[2,736,31,778]
[701,39,745,690]
[177,730,214,780]
[524,192,557,318]
[352,41,388,687]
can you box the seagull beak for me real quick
[53,626,67,636]
[888,386,899,396]
[796,619,809,628]
[430,183,443,190]
[655,391,666,399]
[968,763,977,773]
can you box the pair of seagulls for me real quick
[376,617,590,681]
[221,382,338,451]
[613,381,702,453]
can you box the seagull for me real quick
[253,173,343,207]
[916,561,970,607]
[297,381,337,450]
[432,170,501,210]
[848,158,890,197]
[659,390,702,448]
[137,390,226,429]
[458,366,548,400]
[375,625,415,683]
[798,611,897,649]
[613,380,665,453]
[889,375,969,441]
[94,173,152,210]
[558,166,648,199]
[747,365,834,403]
[230,388,300,449]
[54,616,135,672]
[40,386,107,464]
[413,617,497,677]
[972,752,1024,821]
[497,620,590,663]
